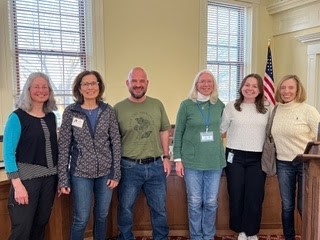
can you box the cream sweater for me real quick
[221,101,272,152]
[271,101,320,161]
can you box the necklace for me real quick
[82,103,98,116]
[84,107,99,116]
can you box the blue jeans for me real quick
[184,168,222,240]
[276,160,302,240]
[70,175,113,240]
[117,158,169,240]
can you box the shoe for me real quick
[238,232,247,240]
[247,235,258,240]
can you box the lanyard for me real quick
[196,101,211,132]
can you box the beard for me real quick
[129,87,146,99]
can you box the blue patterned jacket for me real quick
[58,102,121,188]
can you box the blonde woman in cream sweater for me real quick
[271,75,320,240]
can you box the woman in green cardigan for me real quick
[173,69,226,240]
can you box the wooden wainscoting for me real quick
[0,167,301,239]
[110,169,301,237]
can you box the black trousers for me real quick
[225,148,266,236]
[8,175,57,240]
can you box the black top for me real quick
[14,108,58,167]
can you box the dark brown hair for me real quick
[234,73,267,114]
[72,70,105,104]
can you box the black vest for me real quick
[14,109,58,167]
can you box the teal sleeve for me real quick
[3,113,21,174]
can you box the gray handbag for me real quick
[261,105,278,176]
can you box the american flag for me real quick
[263,46,275,105]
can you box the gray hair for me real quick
[188,69,219,104]
[16,72,57,113]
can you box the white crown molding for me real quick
[271,1,320,36]
[210,0,260,4]
[266,0,318,15]
[295,33,320,44]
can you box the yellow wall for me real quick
[273,27,320,84]
[102,0,275,123]
[103,0,201,123]
[2,0,319,133]
[256,1,274,75]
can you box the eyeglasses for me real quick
[197,80,213,85]
[80,81,100,88]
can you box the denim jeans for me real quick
[70,175,113,240]
[276,160,302,240]
[184,168,222,240]
[117,158,169,240]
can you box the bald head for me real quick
[126,67,149,102]
[127,67,148,81]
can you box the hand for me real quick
[163,158,171,177]
[107,179,118,189]
[58,187,71,197]
[11,178,28,205]
[175,161,184,177]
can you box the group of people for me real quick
[3,67,170,240]
[173,71,320,240]
[2,66,320,240]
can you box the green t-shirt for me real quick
[114,96,171,159]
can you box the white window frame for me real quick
[0,0,105,129]
[199,0,257,103]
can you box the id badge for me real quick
[227,152,234,163]
[72,117,84,128]
[200,131,214,142]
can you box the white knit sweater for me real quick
[271,101,320,161]
[221,101,272,152]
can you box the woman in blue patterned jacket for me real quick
[58,70,121,240]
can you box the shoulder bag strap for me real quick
[267,105,278,138]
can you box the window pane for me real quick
[207,1,246,104]
[9,0,91,125]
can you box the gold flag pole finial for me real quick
[268,39,271,47]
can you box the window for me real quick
[8,0,93,124]
[207,1,247,103]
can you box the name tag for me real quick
[72,117,84,128]
[227,152,234,163]
[200,131,214,142]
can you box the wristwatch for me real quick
[162,155,170,159]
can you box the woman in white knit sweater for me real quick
[221,73,272,240]
[271,75,320,240]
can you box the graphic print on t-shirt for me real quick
[130,112,154,140]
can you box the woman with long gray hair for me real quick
[173,70,226,240]
[3,72,58,240]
